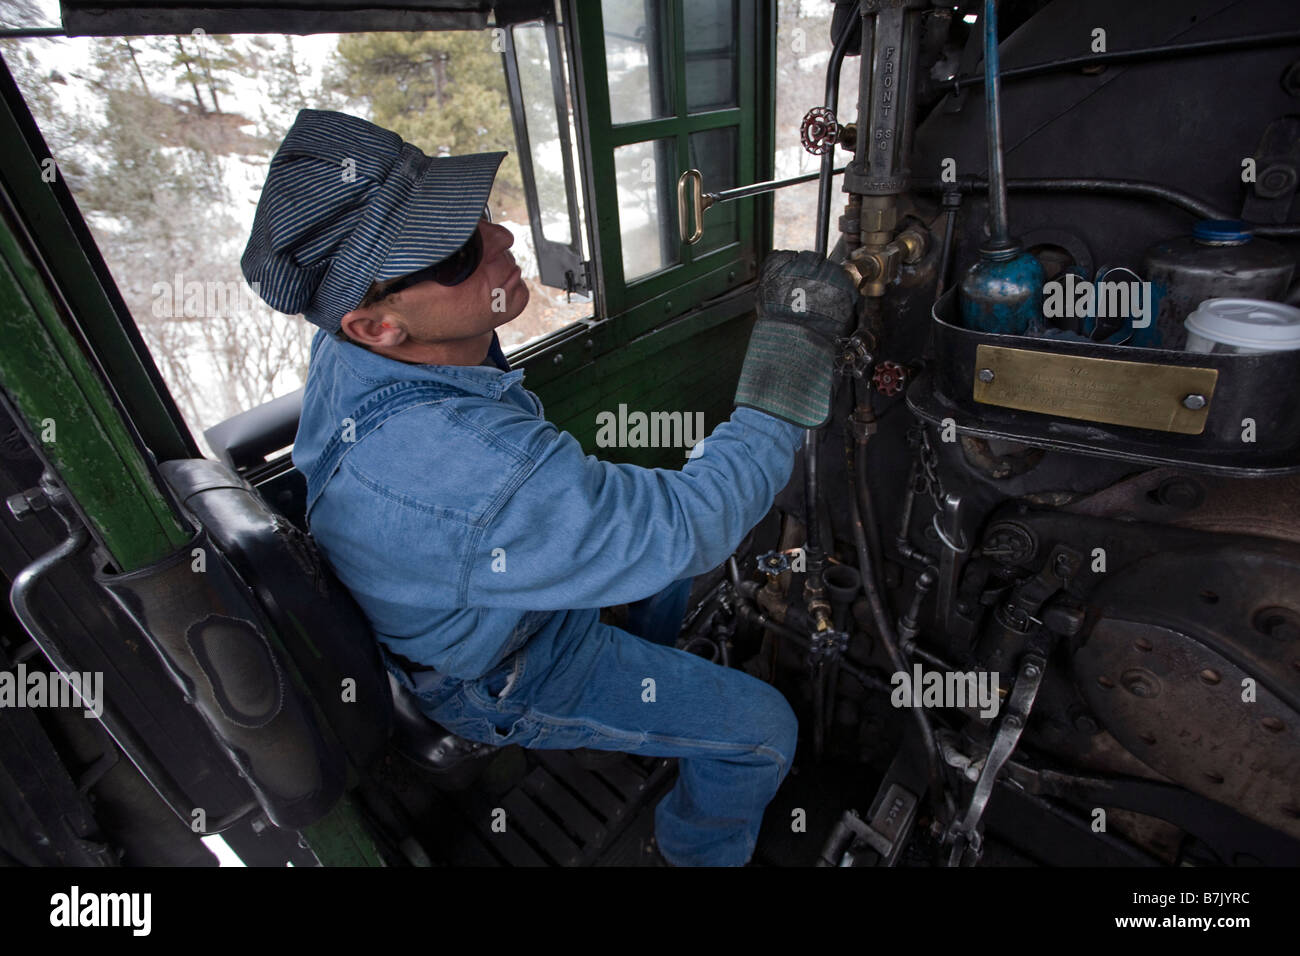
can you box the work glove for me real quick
[734,249,859,429]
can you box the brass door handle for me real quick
[675,165,848,246]
[677,168,706,245]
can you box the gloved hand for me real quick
[734,250,859,429]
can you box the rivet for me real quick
[977,368,995,383]
[1182,393,1207,410]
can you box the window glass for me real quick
[601,0,672,124]
[687,127,738,253]
[0,15,591,456]
[614,138,678,281]
[773,2,860,251]
[684,0,738,112]
[513,22,571,246]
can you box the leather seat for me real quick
[159,457,498,780]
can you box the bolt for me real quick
[6,488,50,521]
[1122,669,1159,698]
[1154,477,1203,510]
[977,368,995,384]
[553,353,564,365]
[1073,713,1099,734]
[1182,393,1207,410]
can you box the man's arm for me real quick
[464,406,801,609]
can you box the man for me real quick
[242,109,856,866]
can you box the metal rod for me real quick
[733,600,889,693]
[914,175,1300,238]
[9,499,198,828]
[815,5,859,256]
[0,27,65,38]
[950,29,1300,92]
[709,165,847,205]
[848,453,956,824]
[935,190,960,302]
[982,0,1010,249]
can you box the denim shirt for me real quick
[292,327,803,679]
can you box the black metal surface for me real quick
[0,421,255,832]
[434,749,674,866]
[58,0,492,36]
[1073,546,1300,840]
[1144,230,1294,348]
[1006,763,1300,866]
[0,639,115,865]
[908,288,1300,475]
[843,0,928,197]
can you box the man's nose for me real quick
[483,220,514,256]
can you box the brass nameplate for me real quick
[972,345,1218,435]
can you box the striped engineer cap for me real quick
[241,108,506,333]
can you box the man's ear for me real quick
[339,306,408,348]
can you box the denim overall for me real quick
[303,379,798,866]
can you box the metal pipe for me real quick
[982,0,1010,250]
[733,600,889,693]
[914,176,1300,239]
[9,499,199,828]
[935,189,961,302]
[949,29,1300,93]
[847,459,955,823]
[0,27,65,38]
[713,166,847,206]
[816,4,860,256]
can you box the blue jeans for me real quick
[384,578,799,866]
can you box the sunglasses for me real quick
[380,209,492,298]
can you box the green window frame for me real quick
[565,0,771,326]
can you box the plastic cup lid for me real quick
[1184,298,1300,350]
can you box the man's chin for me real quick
[497,287,530,326]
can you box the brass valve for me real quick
[842,226,929,297]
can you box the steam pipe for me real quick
[948,29,1300,93]
[815,4,860,256]
[915,176,1300,239]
